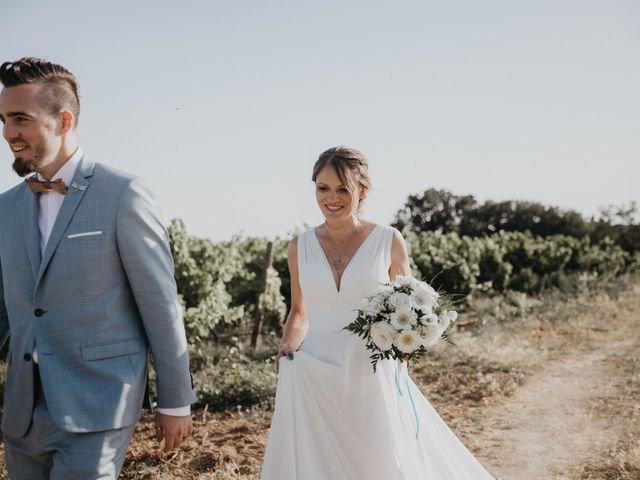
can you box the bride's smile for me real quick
[314,159,366,228]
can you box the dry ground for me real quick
[0,279,638,479]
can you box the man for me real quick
[0,57,196,479]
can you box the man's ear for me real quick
[59,110,75,134]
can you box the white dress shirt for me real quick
[33,148,189,416]
[36,147,84,253]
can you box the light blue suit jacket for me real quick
[0,155,196,437]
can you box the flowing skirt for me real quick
[261,331,495,480]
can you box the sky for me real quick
[1,0,639,241]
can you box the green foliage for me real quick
[476,237,513,292]
[167,212,635,397]
[405,230,485,295]
[190,338,279,410]
[394,189,479,234]
[194,361,277,411]
[393,188,640,256]
[393,188,591,238]
[169,220,245,345]
[224,236,287,331]
[168,220,287,348]
[405,229,631,296]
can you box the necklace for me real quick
[323,222,360,271]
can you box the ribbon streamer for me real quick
[395,361,420,439]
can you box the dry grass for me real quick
[120,409,269,479]
[569,348,640,480]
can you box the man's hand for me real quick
[154,412,193,453]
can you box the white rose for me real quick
[393,275,419,289]
[412,283,439,310]
[446,310,458,322]
[370,322,396,351]
[420,313,439,325]
[379,284,395,296]
[390,308,418,331]
[361,296,381,314]
[389,292,412,310]
[417,322,441,347]
[393,330,422,354]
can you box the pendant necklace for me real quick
[323,222,360,271]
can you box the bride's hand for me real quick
[275,344,296,371]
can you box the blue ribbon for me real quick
[395,361,420,440]
[406,377,420,440]
[394,366,404,396]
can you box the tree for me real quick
[393,188,478,233]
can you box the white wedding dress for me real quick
[261,225,495,479]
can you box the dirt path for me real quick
[474,300,640,480]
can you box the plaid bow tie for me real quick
[25,176,69,194]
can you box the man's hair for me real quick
[0,57,80,126]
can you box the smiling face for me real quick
[0,83,64,177]
[315,165,365,222]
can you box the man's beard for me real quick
[13,157,36,177]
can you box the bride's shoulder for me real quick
[369,222,400,236]
[373,224,407,250]
[287,227,314,253]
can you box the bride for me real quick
[260,146,495,479]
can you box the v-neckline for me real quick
[313,224,380,294]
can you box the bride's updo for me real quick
[312,146,372,206]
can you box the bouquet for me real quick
[344,275,457,372]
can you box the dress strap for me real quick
[295,229,311,272]
[380,225,395,270]
[296,228,325,279]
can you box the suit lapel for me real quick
[36,156,95,287]
[23,186,41,280]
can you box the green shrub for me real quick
[191,338,279,410]
[194,361,277,411]
[405,230,484,295]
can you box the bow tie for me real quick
[25,177,69,195]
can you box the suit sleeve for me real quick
[0,256,9,352]
[116,177,196,409]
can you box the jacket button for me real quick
[34,308,44,317]
[23,353,32,362]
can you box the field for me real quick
[0,277,630,479]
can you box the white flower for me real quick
[417,323,441,347]
[412,282,439,310]
[394,330,422,354]
[379,284,395,296]
[393,275,419,289]
[438,310,457,334]
[370,322,396,351]
[420,313,439,325]
[437,315,450,333]
[390,308,418,331]
[389,292,412,310]
[361,296,382,314]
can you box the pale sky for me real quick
[1,0,639,241]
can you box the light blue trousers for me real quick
[3,392,135,480]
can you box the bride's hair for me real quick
[312,146,372,207]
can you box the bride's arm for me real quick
[275,237,309,370]
[389,228,412,279]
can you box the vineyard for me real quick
[1,189,639,479]
[167,191,639,413]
